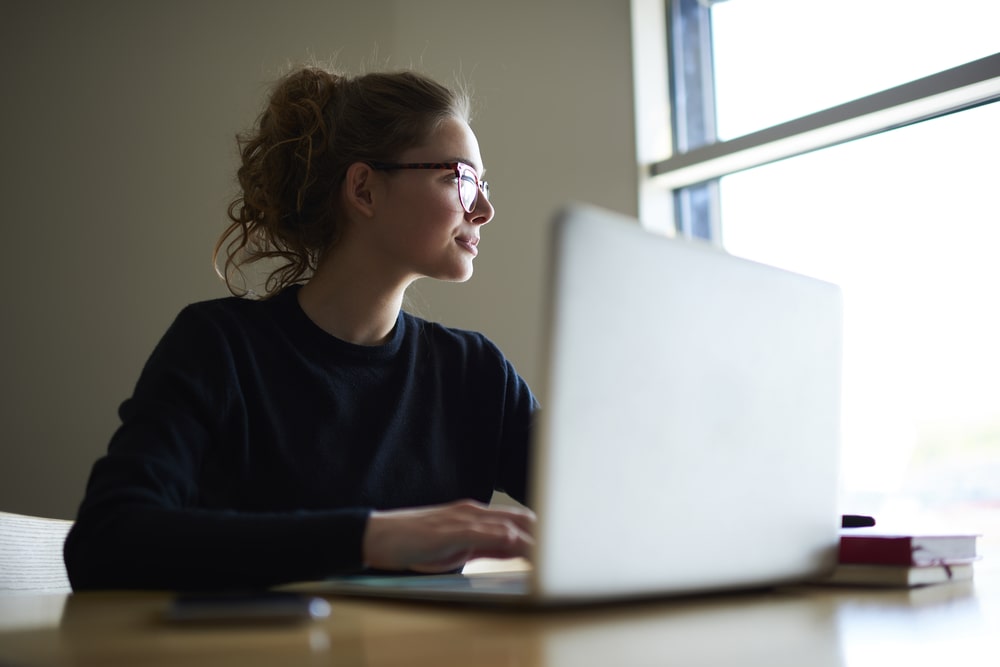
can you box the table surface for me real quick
[2,558,997,667]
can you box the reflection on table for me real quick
[0,563,995,667]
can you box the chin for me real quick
[422,255,476,283]
[437,265,475,283]
[444,270,474,283]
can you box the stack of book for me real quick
[821,531,979,588]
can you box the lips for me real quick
[456,235,479,257]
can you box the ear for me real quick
[342,162,377,218]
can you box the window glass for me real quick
[711,0,1000,139]
[719,102,1000,528]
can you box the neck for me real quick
[297,251,411,346]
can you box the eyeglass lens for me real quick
[457,165,488,213]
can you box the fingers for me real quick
[424,500,536,561]
[474,502,536,535]
[361,499,537,573]
[443,499,536,537]
[410,518,533,573]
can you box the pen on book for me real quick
[841,514,876,528]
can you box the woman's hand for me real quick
[361,499,536,573]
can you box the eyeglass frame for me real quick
[366,161,489,213]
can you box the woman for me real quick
[64,66,537,590]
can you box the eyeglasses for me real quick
[367,161,490,213]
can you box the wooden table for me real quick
[2,563,996,666]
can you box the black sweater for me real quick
[64,285,536,590]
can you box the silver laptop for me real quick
[283,202,843,605]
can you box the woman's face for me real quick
[368,116,495,284]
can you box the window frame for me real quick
[665,0,720,240]
[651,1,1000,241]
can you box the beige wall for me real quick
[0,0,638,519]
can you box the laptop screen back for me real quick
[529,204,843,601]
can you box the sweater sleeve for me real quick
[489,345,540,507]
[64,305,370,591]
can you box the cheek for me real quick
[411,190,464,231]
[391,179,457,217]
[425,183,463,215]
[387,210,451,257]
[381,182,463,250]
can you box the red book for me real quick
[838,533,979,566]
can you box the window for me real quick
[637,0,1000,532]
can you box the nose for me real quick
[469,189,494,226]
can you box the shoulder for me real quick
[157,297,245,348]
[400,314,538,417]
[401,312,505,360]
[398,313,529,392]
[177,292,270,323]
[148,292,291,366]
[170,288,296,337]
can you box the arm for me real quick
[64,455,371,590]
[66,454,535,588]
[64,306,372,590]
[493,353,539,507]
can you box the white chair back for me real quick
[0,511,73,594]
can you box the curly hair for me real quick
[215,66,471,297]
